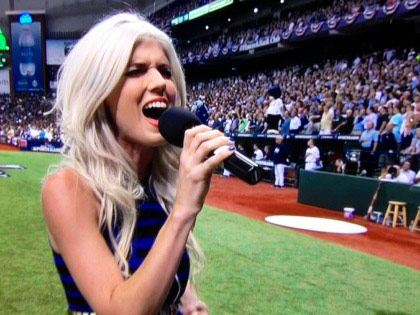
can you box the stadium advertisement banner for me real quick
[19,139,62,153]
[189,4,209,20]
[46,39,77,65]
[11,21,44,93]
[209,0,233,12]
[0,68,10,94]
[172,0,233,26]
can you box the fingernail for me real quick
[229,145,235,151]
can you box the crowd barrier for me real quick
[298,169,420,222]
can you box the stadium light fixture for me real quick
[254,7,258,13]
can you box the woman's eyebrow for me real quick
[127,62,148,68]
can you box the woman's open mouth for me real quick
[142,101,168,126]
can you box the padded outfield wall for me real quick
[298,170,420,222]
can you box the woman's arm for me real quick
[42,125,233,315]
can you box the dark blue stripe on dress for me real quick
[132,237,155,249]
[65,290,83,298]
[69,304,93,312]
[177,271,190,281]
[141,202,165,212]
[128,256,145,270]
[137,218,166,227]
[60,275,74,284]
[54,254,65,265]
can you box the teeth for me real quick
[145,101,167,109]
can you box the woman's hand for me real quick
[180,283,209,315]
[173,125,234,221]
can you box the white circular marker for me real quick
[265,215,367,234]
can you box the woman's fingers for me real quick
[183,125,211,149]
[202,145,234,173]
[188,129,227,155]
[194,135,233,164]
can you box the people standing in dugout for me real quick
[273,136,289,188]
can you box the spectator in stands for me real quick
[334,109,354,134]
[299,107,310,132]
[379,165,399,182]
[289,109,301,134]
[281,110,291,135]
[377,123,397,173]
[396,161,416,184]
[376,105,389,133]
[305,139,321,171]
[255,113,268,134]
[265,94,283,131]
[353,108,366,133]
[401,127,420,169]
[400,125,414,152]
[359,121,378,176]
[364,107,378,130]
[306,104,322,134]
[273,136,289,188]
[389,106,403,144]
[320,103,333,135]
[212,112,224,132]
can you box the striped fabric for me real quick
[52,188,190,313]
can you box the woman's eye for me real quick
[125,68,146,77]
[160,68,172,78]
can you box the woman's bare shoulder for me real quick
[41,167,99,251]
[42,167,96,205]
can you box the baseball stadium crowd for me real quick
[1,46,419,181]
[151,0,385,33]
[0,95,60,145]
[188,47,420,178]
[174,0,386,60]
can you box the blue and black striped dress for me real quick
[52,188,190,313]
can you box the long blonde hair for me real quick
[50,12,204,280]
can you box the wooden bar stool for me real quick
[382,201,407,228]
[411,207,420,232]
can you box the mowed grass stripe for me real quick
[196,206,420,314]
[0,151,65,314]
[1,151,419,314]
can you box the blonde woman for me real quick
[41,12,233,315]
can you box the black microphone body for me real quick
[159,107,263,185]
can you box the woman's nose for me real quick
[147,69,166,94]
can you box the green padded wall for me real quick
[298,170,420,222]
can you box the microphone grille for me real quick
[158,107,201,147]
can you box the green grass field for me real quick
[1,151,420,314]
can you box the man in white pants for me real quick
[273,136,289,187]
[305,139,321,170]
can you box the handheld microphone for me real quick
[158,107,263,185]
